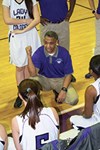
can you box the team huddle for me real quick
[1,0,100,149]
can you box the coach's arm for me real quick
[26,46,38,76]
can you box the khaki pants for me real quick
[30,75,78,105]
[40,20,70,51]
[94,19,100,55]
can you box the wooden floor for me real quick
[0,0,97,133]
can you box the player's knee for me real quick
[70,98,79,106]
[16,66,25,72]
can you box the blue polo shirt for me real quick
[97,0,100,14]
[38,0,68,23]
[32,46,73,78]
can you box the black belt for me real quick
[48,19,64,24]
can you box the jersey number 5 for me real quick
[36,133,49,149]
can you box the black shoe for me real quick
[71,75,76,82]
[14,96,22,108]
[85,73,92,79]
[53,90,59,102]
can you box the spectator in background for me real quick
[85,0,100,79]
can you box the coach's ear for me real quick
[89,69,93,74]
[56,40,59,46]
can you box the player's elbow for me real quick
[37,17,40,23]
[83,113,92,118]
[34,17,40,25]
[3,17,12,25]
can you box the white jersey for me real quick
[2,0,41,67]
[0,137,4,150]
[70,78,100,128]
[92,78,100,120]
[16,107,59,150]
[2,0,37,31]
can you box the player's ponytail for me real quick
[18,79,43,129]
[22,89,43,129]
[25,0,34,19]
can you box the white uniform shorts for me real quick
[9,28,41,67]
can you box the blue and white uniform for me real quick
[2,0,41,67]
[16,107,59,150]
[70,78,100,128]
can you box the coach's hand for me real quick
[26,46,32,56]
[57,90,66,103]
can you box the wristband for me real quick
[61,87,67,92]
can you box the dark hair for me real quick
[18,79,43,129]
[44,31,58,40]
[89,55,100,76]
[25,0,34,19]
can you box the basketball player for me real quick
[0,124,8,150]
[70,55,100,129]
[2,0,41,108]
[11,79,59,150]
